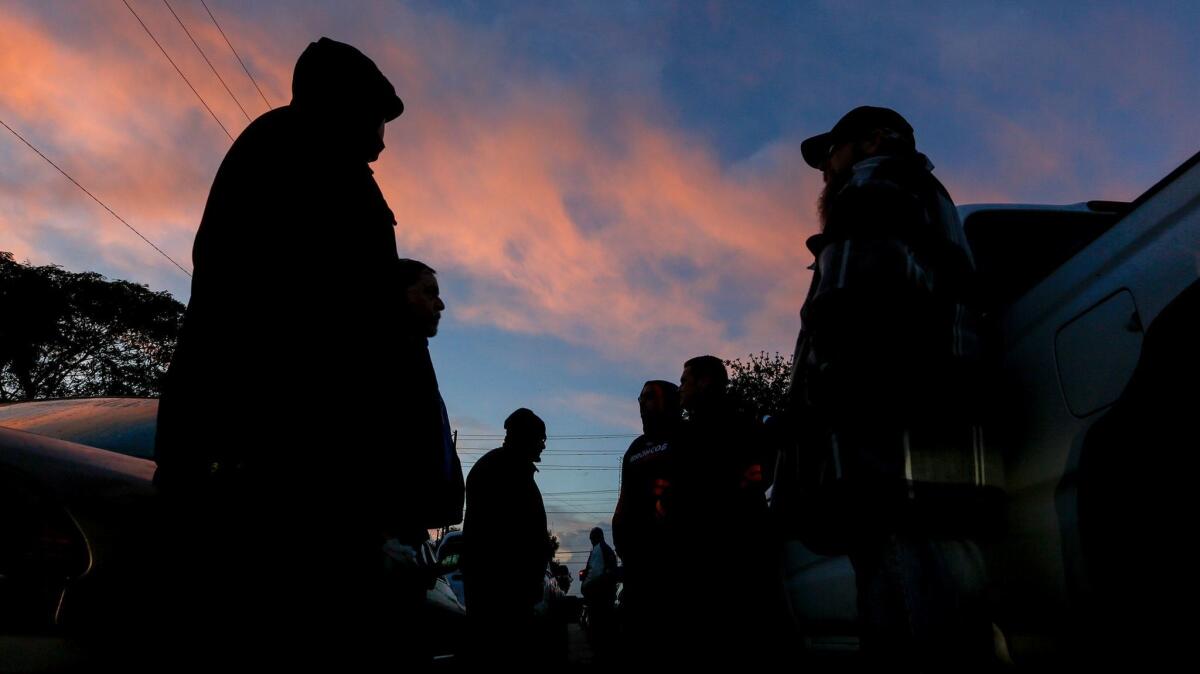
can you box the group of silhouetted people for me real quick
[151,38,1000,671]
[607,357,782,668]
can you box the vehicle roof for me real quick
[959,146,1200,221]
[0,397,158,459]
[958,201,1128,219]
[0,424,155,502]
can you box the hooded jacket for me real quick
[155,38,407,533]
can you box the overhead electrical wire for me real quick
[122,0,236,143]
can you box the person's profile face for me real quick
[679,367,701,411]
[364,117,387,162]
[523,432,546,462]
[638,384,664,418]
[404,271,445,337]
[507,428,545,461]
[822,139,855,183]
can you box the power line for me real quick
[458,433,638,439]
[0,117,193,278]
[539,468,621,471]
[162,0,252,122]
[457,444,628,449]
[456,450,624,455]
[200,0,272,111]
[457,447,629,455]
[539,464,620,469]
[460,463,622,478]
[461,465,619,471]
[545,435,638,440]
[460,461,619,467]
[122,0,236,143]
[542,490,619,495]
[456,445,626,449]
[542,496,618,501]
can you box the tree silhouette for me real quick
[725,351,793,420]
[0,252,184,401]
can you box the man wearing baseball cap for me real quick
[782,106,997,667]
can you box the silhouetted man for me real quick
[389,259,464,540]
[786,106,993,668]
[611,380,679,659]
[152,37,406,668]
[462,408,550,665]
[383,258,465,659]
[581,526,619,659]
[671,355,774,666]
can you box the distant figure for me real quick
[581,527,619,659]
[549,560,573,594]
[151,37,406,668]
[785,106,994,667]
[611,380,680,659]
[583,528,618,596]
[462,408,550,666]
[383,258,465,659]
[672,355,776,666]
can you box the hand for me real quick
[382,538,421,571]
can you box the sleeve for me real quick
[610,442,638,560]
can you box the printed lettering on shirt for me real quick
[629,442,670,464]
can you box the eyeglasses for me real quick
[820,138,854,170]
[827,137,852,159]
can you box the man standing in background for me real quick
[671,355,775,666]
[462,408,551,666]
[383,258,465,662]
[581,526,619,661]
[612,380,680,662]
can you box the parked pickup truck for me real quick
[783,149,1200,667]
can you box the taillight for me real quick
[31,518,90,577]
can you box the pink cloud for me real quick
[374,82,815,368]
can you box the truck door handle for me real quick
[1126,311,1144,333]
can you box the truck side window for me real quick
[965,209,1122,312]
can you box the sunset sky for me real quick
[2,0,1199,563]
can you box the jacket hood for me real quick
[291,37,404,121]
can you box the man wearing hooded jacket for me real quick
[153,38,417,668]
